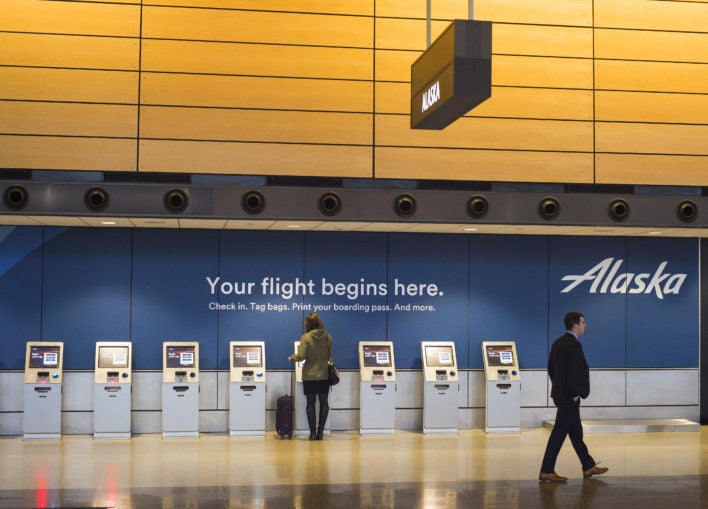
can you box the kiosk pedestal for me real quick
[292,341,330,437]
[94,342,132,439]
[421,341,459,434]
[162,342,200,438]
[359,341,396,435]
[23,342,63,440]
[229,341,266,437]
[482,342,521,433]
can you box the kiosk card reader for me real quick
[292,341,331,437]
[229,341,266,437]
[359,341,396,435]
[94,341,132,439]
[482,341,521,433]
[23,342,63,439]
[162,342,199,438]
[421,341,459,434]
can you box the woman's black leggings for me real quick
[305,392,330,431]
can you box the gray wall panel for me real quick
[0,373,23,412]
[520,370,548,407]
[199,372,218,410]
[0,412,22,436]
[0,368,699,435]
[627,369,698,406]
[132,372,162,411]
[468,371,486,408]
[63,410,92,435]
[62,372,93,411]
[585,370,627,407]
[132,410,161,434]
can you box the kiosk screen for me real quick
[166,345,196,368]
[424,345,455,367]
[362,345,392,367]
[485,344,514,366]
[233,345,263,368]
[29,345,60,368]
[98,346,129,368]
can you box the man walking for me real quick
[539,312,608,482]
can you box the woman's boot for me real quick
[306,405,317,440]
[316,404,329,440]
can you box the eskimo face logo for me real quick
[560,257,686,300]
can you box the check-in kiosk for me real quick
[292,341,331,437]
[94,341,132,439]
[229,341,266,437]
[359,341,396,435]
[162,342,199,438]
[421,341,459,434]
[23,342,63,439]
[482,341,521,433]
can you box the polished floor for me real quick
[0,427,706,508]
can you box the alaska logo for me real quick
[421,81,440,113]
[560,257,687,300]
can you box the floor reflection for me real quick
[0,476,704,509]
[0,429,706,508]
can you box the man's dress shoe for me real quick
[583,465,609,478]
[539,472,568,483]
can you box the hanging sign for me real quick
[410,20,492,130]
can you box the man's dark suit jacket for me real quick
[548,332,590,406]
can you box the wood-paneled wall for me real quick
[0,0,706,184]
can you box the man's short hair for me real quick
[564,312,584,330]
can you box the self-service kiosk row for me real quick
[21,339,520,440]
[23,342,64,440]
[356,340,461,435]
[94,341,132,439]
[162,341,268,438]
[22,340,269,440]
[356,340,522,435]
[482,341,521,433]
[23,341,135,440]
[162,342,199,438]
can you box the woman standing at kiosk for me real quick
[288,312,333,440]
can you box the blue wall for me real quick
[0,227,698,370]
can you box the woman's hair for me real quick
[304,312,323,332]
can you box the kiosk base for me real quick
[94,431,131,439]
[424,427,457,435]
[423,381,458,434]
[485,426,520,434]
[360,381,396,435]
[229,382,266,438]
[484,379,520,434]
[163,431,199,439]
[293,380,331,437]
[296,429,332,437]
[23,433,61,440]
[360,428,395,435]
[23,384,62,440]
[94,384,131,439]
[229,429,265,437]
[162,383,199,439]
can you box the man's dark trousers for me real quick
[540,399,595,473]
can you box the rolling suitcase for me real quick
[276,395,294,439]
